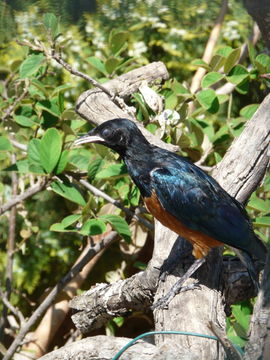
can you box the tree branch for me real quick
[0,155,18,340]
[0,179,48,215]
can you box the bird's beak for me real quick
[74,134,105,146]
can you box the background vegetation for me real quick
[0,0,269,357]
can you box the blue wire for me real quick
[111,330,219,360]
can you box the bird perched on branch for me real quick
[75,118,267,288]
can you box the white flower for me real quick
[157,109,181,137]
[128,41,147,57]
[170,28,187,37]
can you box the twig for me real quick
[0,155,18,339]
[52,51,114,99]
[78,178,154,231]
[190,0,228,94]
[0,287,25,327]
[0,179,48,215]
[3,230,118,360]
[9,139,27,152]
[2,81,30,122]
[16,39,128,111]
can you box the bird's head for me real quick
[74,118,149,157]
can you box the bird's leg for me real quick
[152,257,206,310]
[159,238,193,281]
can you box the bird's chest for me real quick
[125,160,154,198]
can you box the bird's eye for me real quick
[101,128,111,138]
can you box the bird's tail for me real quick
[232,247,260,290]
[248,233,268,264]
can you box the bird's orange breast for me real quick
[144,191,222,259]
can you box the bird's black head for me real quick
[74,118,150,157]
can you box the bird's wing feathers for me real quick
[150,162,252,250]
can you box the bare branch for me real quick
[0,287,25,327]
[9,139,27,152]
[2,81,29,122]
[0,179,48,215]
[0,155,18,340]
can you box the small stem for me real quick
[78,178,154,231]
[0,155,18,340]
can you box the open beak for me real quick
[74,134,105,146]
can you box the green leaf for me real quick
[235,78,249,95]
[0,136,13,151]
[50,214,82,232]
[191,59,210,70]
[99,214,131,242]
[113,316,124,328]
[248,41,256,66]
[171,80,190,94]
[132,93,150,119]
[52,84,73,96]
[69,149,91,171]
[88,158,104,180]
[209,54,225,71]
[14,115,36,127]
[255,54,270,74]
[247,194,269,214]
[224,48,241,73]
[50,223,72,232]
[4,159,29,173]
[253,217,270,227]
[227,65,249,85]
[105,57,120,74]
[217,94,229,104]
[96,163,127,179]
[19,54,45,78]
[109,31,129,55]
[43,13,59,39]
[55,149,69,174]
[196,89,219,113]
[201,72,224,88]
[31,79,48,96]
[232,303,251,336]
[240,104,259,120]
[51,179,86,206]
[28,138,45,174]
[39,128,62,173]
[87,57,107,75]
[62,214,82,228]
[79,219,107,236]
[216,46,233,57]
[36,99,61,117]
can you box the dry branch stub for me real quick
[75,61,179,152]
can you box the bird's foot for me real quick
[159,249,193,282]
[152,257,206,310]
[152,282,200,310]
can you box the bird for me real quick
[74,118,267,288]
